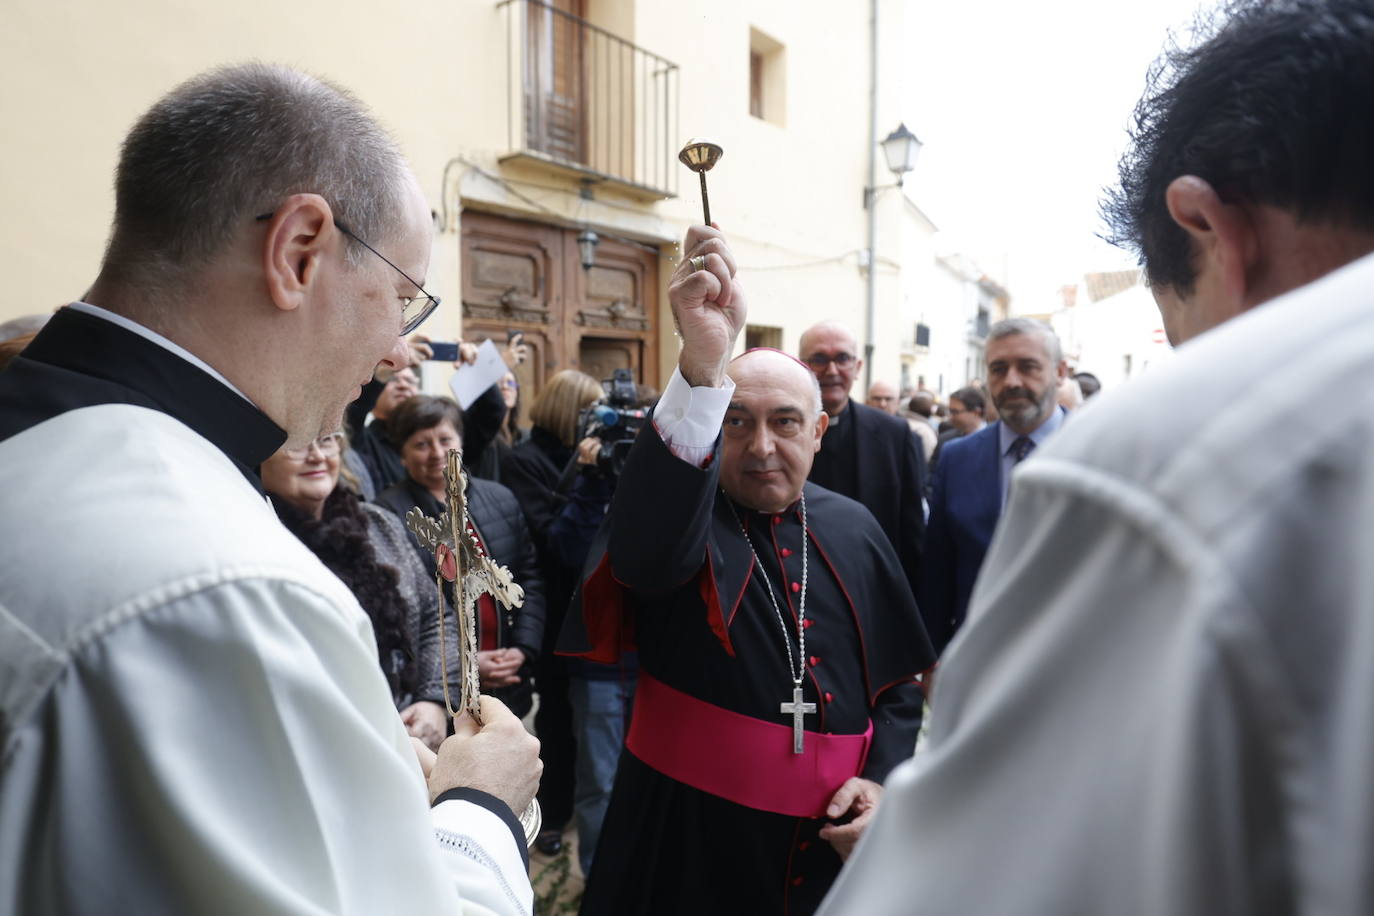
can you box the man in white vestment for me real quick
[0,64,539,914]
[819,0,1374,912]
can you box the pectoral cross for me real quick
[781,686,817,755]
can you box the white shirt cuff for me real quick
[653,366,734,466]
[431,799,534,914]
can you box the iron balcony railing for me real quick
[499,0,680,198]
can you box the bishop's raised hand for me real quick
[670,224,747,388]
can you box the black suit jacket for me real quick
[809,399,927,599]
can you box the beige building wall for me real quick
[1050,283,1173,391]
[2,0,920,393]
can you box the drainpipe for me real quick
[863,0,879,394]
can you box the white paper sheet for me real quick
[448,339,508,410]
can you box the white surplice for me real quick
[0,405,532,914]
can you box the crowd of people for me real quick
[4,0,1374,913]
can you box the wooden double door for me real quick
[460,210,660,408]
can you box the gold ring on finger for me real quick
[689,255,707,273]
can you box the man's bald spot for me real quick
[869,381,898,398]
[730,348,823,415]
[799,321,859,354]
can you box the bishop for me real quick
[560,224,934,915]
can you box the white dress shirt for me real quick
[819,251,1374,914]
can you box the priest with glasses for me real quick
[562,224,934,914]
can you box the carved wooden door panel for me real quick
[460,211,562,398]
[460,209,659,407]
[565,232,657,388]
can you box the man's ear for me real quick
[261,193,336,314]
[1056,358,1069,381]
[813,411,830,451]
[1164,176,1259,311]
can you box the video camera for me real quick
[576,368,648,477]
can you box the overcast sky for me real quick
[898,0,1210,311]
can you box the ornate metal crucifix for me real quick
[780,686,817,755]
[405,448,541,842]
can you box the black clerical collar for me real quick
[729,493,803,528]
[11,306,286,492]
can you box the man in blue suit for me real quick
[921,318,1068,654]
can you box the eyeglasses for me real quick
[282,433,342,460]
[255,212,440,335]
[805,352,856,370]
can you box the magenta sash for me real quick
[625,672,872,817]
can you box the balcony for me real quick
[498,0,680,200]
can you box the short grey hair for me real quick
[986,317,1063,366]
[103,63,409,284]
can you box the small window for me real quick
[750,51,764,119]
[745,324,783,351]
[748,28,786,125]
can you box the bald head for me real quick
[798,321,863,416]
[720,349,829,513]
[866,380,900,414]
[730,349,824,415]
[798,321,858,357]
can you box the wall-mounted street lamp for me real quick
[577,229,600,271]
[864,123,923,208]
[862,121,923,391]
[881,123,923,178]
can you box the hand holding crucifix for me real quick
[405,450,543,845]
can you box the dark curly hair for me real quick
[273,487,417,700]
[1102,0,1374,294]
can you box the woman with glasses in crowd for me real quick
[261,431,450,751]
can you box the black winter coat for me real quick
[499,427,579,655]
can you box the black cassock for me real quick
[561,424,935,915]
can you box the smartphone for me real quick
[506,329,527,364]
[427,341,460,362]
